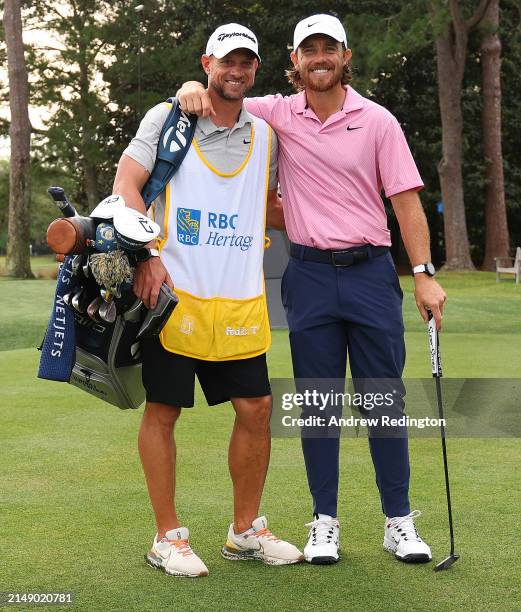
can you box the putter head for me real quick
[136,283,178,340]
[434,553,460,572]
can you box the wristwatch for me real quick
[412,263,435,277]
[136,247,160,263]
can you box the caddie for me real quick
[177,14,447,566]
[112,23,303,577]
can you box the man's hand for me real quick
[177,81,215,117]
[414,275,447,330]
[133,257,174,310]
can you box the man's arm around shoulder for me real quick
[176,81,282,123]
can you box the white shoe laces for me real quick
[388,510,422,542]
[305,518,338,546]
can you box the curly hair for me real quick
[285,63,353,92]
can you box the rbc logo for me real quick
[177,208,201,245]
[208,212,238,229]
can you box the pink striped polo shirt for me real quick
[245,86,423,249]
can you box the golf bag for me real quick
[70,299,144,410]
[39,101,196,410]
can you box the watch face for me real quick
[426,263,435,276]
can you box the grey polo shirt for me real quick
[123,101,278,227]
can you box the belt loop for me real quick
[297,244,305,261]
[367,245,373,258]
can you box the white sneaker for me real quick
[383,510,432,563]
[221,516,304,565]
[145,526,209,577]
[303,515,340,564]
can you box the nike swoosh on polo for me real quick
[243,139,251,144]
[346,126,363,131]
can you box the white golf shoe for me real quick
[383,510,432,563]
[221,516,304,565]
[145,526,209,577]
[303,515,340,564]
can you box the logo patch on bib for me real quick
[177,208,200,246]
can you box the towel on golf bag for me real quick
[38,256,78,382]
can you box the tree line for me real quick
[2,0,520,277]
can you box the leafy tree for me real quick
[9,0,520,269]
[27,0,116,210]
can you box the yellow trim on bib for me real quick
[157,181,171,252]
[160,287,271,361]
[261,125,272,248]
[192,125,255,177]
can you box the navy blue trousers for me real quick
[281,250,411,518]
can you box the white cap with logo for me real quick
[293,14,348,51]
[206,23,261,62]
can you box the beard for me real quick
[209,79,253,101]
[300,62,344,92]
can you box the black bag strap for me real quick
[141,98,197,209]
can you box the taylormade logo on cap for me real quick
[217,31,256,44]
[293,14,348,50]
[206,23,261,61]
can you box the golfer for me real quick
[178,14,447,565]
[113,23,303,577]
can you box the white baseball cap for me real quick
[206,23,261,62]
[293,14,348,51]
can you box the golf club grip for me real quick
[46,216,97,255]
[48,186,77,218]
[427,311,442,377]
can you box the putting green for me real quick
[0,273,519,610]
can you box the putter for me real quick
[136,283,179,340]
[428,312,460,572]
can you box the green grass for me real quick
[0,254,59,279]
[1,272,520,611]
[0,279,56,351]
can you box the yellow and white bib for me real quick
[159,118,272,361]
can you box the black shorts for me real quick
[141,338,271,408]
